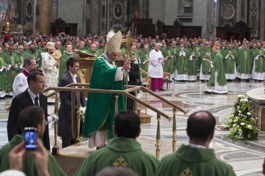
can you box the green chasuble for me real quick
[176,48,189,74]
[223,49,237,74]
[164,46,178,74]
[237,48,252,74]
[75,137,159,176]
[87,50,99,57]
[0,54,6,91]
[82,57,125,138]
[207,51,227,87]
[139,50,149,77]
[0,135,65,176]
[200,48,213,74]
[252,48,265,73]
[36,47,46,68]
[156,144,236,176]
[3,51,16,92]
[187,48,200,76]
[14,51,27,72]
[58,51,74,81]
[97,47,105,55]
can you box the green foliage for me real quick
[225,95,258,140]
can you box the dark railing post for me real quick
[172,108,177,152]
[155,114,161,159]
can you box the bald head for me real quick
[154,43,161,50]
[187,111,216,142]
[96,167,137,176]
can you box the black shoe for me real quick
[159,89,166,91]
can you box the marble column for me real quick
[139,0,143,18]
[261,0,265,40]
[236,0,241,22]
[39,0,51,34]
[90,0,99,35]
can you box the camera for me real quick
[24,127,37,150]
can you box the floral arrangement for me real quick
[225,95,258,140]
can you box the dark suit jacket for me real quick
[7,89,50,150]
[58,71,86,139]
[128,63,142,85]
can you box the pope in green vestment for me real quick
[0,135,65,176]
[156,144,236,176]
[82,57,125,138]
[75,137,159,176]
[82,30,128,146]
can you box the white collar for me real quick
[69,71,77,78]
[27,88,39,102]
[188,143,206,149]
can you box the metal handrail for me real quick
[44,83,187,158]
[45,86,171,120]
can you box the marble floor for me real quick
[1,80,265,176]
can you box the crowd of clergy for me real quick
[0,32,264,98]
[1,31,265,175]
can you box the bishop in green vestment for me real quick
[0,48,6,98]
[156,110,236,176]
[164,41,178,74]
[237,43,252,79]
[204,45,227,94]
[58,44,74,81]
[223,44,237,80]
[82,30,131,148]
[251,43,265,80]
[0,135,65,176]
[76,111,159,176]
[0,105,65,176]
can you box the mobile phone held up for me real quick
[24,127,37,150]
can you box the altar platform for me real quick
[247,87,265,131]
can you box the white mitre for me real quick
[107,29,116,42]
[106,30,122,53]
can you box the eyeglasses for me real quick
[35,81,46,84]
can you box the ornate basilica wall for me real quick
[9,0,265,40]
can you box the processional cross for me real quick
[122,31,137,56]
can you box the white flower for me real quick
[240,122,245,126]
[247,112,251,116]
[233,124,237,127]
[247,125,252,129]
[237,95,244,98]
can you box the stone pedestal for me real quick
[247,88,265,131]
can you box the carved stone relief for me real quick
[249,0,260,38]
[24,0,33,31]
[219,0,236,27]
[108,0,126,32]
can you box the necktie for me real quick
[34,96,39,106]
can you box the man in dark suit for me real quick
[127,53,142,111]
[7,69,50,150]
[58,57,86,148]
